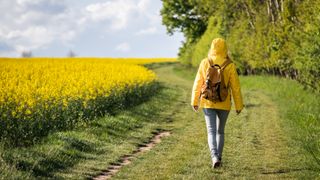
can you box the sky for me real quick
[0,0,184,57]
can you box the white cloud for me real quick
[0,0,180,57]
[85,0,151,30]
[0,0,83,56]
[7,26,54,50]
[136,27,158,35]
[17,0,42,5]
[85,1,132,30]
[137,0,150,11]
[115,42,131,52]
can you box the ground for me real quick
[1,63,318,179]
[110,63,315,179]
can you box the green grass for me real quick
[0,63,180,179]
[112,63,319,179]
[0,81,158,147]
[174,62,320,172]
[0,62,319,179]
[241,76,320,171]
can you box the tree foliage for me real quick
[161,0,320,92]
[67,50,76,58]
[21,51,33,58]
[160,0,217,41]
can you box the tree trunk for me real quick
[243,2,255,30]
[269,0,275,23]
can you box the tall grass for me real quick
[174,63,319,170]
[241,75,320,170]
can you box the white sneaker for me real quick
[212,156,221,168]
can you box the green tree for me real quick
[160,0,219,41]
[160,0,320,92]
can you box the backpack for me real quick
[200,58,232,102]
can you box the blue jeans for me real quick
[203,108,230,160]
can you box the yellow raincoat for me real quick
[191,38,244,111]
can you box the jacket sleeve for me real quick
[229,64,244,111]
[191,60,205,106]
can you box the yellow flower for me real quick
[26,109,32,115]
[12,111,17,117]
[0,57,169,118]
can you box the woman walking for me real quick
[191,38,244,168]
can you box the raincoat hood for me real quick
[208,38,228,65]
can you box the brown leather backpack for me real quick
[200,58,232,102]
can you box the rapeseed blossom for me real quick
[0,58,168,118]
[0,57,176,145]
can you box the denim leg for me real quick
[216,109,229,159]
[203,108,218,159]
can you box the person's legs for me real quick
[203,108,219,160]
[216,109,230,160]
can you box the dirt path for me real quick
[93,131,171,180]
[96,64,308,179]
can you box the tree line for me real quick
[161,0,320,92]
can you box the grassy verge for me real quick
[0,63,179,179]
[0,62,318,179]
[174,62,320,171]
[241,76,320,171]
[112,63,319,179]
[1,82,158,147]
[0,59,157,147]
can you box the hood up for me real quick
[208,38,228,65]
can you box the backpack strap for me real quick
[220,58,232,88]
[207,58,214,67]
[220,58,232,71]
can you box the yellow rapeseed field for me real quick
[0,57,176,145]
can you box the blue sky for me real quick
[0,0,184,57]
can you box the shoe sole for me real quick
[213,161,221,168]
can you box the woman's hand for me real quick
[192,105,199,112]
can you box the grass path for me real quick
[1,63,317,179]
[111,63,314,179]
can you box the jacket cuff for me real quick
[191,98,199,106]
[235,103,244,111]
